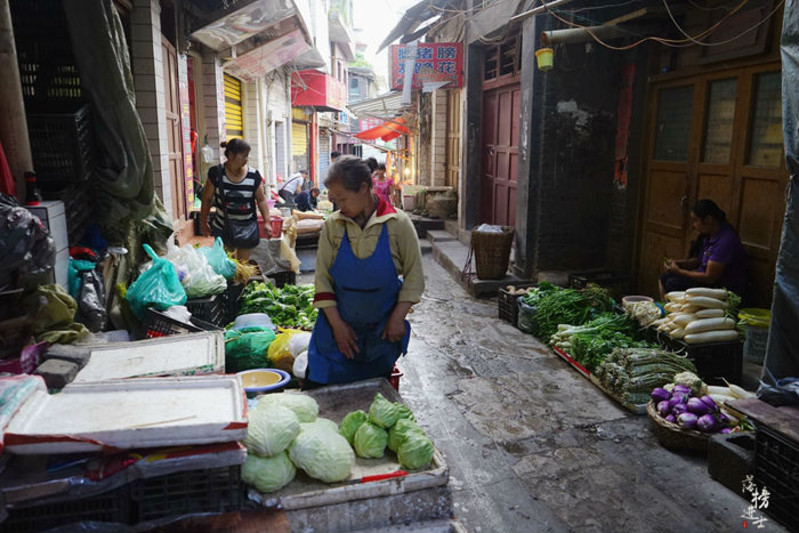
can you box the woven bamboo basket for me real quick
[471,226,514,280]
[646,401,710,453]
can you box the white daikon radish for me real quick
[664,302,681,312]
[723,379,756,399]
[695,308,725,319]
[666,291,685,303]
[684,317,737,334]
[686,287,728,300]
[709,394,737,407]
[680,305,701,314]
[707,385,732,396]
[671,313,697,327]
[686,296,727,309]
[670,328,686,339]
[651,318,667,327]
[684,330,740,344]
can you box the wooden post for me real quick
[0,0,31,199]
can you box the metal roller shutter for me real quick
[224,74,243,140]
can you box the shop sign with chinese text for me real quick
[389,43,463,90]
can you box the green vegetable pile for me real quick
[549,313,654,373]
[524,283,616,341]
[339,393,433,470]
[240,281,318,329]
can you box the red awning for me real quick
[355,117,412,141]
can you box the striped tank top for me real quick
[209,165,263,232]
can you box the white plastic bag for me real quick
[288,332,312,357]
[164,235,227,298]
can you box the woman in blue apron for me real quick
[307,156,425,385]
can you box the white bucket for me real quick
[402,194,416,211]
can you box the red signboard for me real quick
[291,70,347,112]
[389,42,463,90]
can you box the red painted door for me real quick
[481,83,520,226]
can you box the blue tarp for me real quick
[764,0,799,381]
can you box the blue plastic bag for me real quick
[126,244,187,320]
[200,237,237,280]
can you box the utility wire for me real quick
[662,0,785,47]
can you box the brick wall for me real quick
[131,0,171,217]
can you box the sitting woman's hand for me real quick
[663,259,680,274]
[331,320,360,359]
[381,316,407,344]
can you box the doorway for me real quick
[161,35,185,221]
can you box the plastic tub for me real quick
[233,313,275,331]
[535,48,554,71]
[622,295,654,305]
[237,368,291,396]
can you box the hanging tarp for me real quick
[764,0,799,381]
[62,0,171,269]
[355,117,412,142]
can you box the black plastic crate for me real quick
[144,308,222,339]
[223,282,246,323]
[130,465,244,523]
[185,293,226,326]
[498,284,535,327]
[27,104,95,183]
[754,427,799,532]
[665,337,743,385]
[568,270,631,299]
[3,484,131,533]
[269,271,297,288]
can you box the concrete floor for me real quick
[388,252,787,533]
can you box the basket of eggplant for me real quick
[647,373,734,453]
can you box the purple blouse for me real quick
[697,224,748,296]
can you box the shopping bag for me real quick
[126,244,187,320]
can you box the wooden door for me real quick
[481,83,520,226]
[161,36,185,221]
[446,89,461,189]
[638,64,788,305]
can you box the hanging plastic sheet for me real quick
[764,0,799,381]
[62,0,172,279]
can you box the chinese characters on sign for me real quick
[741,475,769,529]
[389,43,463,90]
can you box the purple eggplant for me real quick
[651,387,671,403]
[686,397,712,416]
[677,412,698,430]
[669,393,688,409]
[672,385,692,395]
[699,396,719,413]
[665,414,676,423]
[697,414,719,433]
[720,427,733,434]
[657,400,671,418]
[718,413,730,425]
[671,403,688,416]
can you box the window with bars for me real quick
[701,78,737,164]
[654,86,694,161]
[483,35,522,82]
[748,71,783,167]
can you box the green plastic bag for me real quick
[200,238,237,280]
[126,244,187,320]
[225,326,277,373]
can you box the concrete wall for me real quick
[431,89,447,187]
[201,50,225,163]
[131,0,171,217]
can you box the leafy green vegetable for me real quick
[339,410,368,445]
[353,422,388,459]
[240,281,318,328]
[242,451,296,493]
[368,393,400,428]
[388,418,426,453]
[289,425,355,483]
[244,405,300,457]
[256,392,319,423]
[397,432,434,470]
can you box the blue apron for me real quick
[307,224,411,384]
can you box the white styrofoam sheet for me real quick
[73,332,224,383]
[4,376,247,454]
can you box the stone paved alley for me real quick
[387,252,788,533]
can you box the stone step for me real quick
[409,214,446,239]
[426,230,457,244]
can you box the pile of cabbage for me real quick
[650,371,732,434]
[339,393,434,470]
[242,392,355,492]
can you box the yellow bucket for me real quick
[535,48,554,71]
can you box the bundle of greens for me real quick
[549,313,653,373]
[531,286,616,341]
[240,281,318,329]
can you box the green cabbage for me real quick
[242,451,296,493]
[339,410,368,445]
[289,427,355,483]
[397,432,434,470]
[368,393,400,428]
[388,418,425,452]
[256,392,319,423]
[394,403,416,422]
[244,404,300,457]
[353,422,388,459]
[301,417,339,434]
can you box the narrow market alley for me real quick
[395,251,788,533]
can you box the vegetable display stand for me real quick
[247,378,452,533]
[663,338,743,385]
[471,226,514,280]
[646,401,709,453]
[186,293,226,326]
[269,270,297,288]
[223,282,246,323]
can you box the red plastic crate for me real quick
[258,216,283,238]
[389,365,403,392]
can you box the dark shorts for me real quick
[660,272,704,293]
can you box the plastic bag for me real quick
[757,376,799,407]
[165,236,227,298]
[125,244,187,320]
[288,331,312,357]
[517,300,537,334]
[0,194,55,289]
[224,326,276,373]
[200,237,237,280]
[267,329,305,372]
[75,269,107,332]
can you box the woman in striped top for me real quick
[200,139,272,261]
